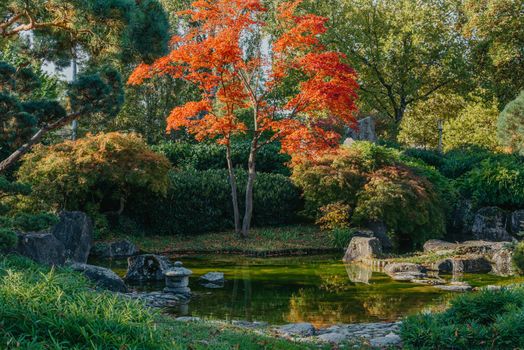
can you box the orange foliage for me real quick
[128,0,358,158]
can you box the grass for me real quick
[0,254,337,349]
[99,225,339,255]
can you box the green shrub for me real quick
[439,146,493,179]
[513,241,524,274]
[153,140,291,175]
[329,228,354,249]
[10,212,58,232]
[498,91,524,155]
[0,228,17,250]
[457,155,524,209]
[401,288,524,349]
[353,166,445,249]
[316,202,351,230]
[402,148,444,168]
[128,169,303,235]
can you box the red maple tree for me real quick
[128,0,359,237]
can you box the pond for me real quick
[95,254,524,327]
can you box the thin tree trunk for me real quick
[241,139,257,238]
[226,143,241,235]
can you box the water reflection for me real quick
[92,254,522,326]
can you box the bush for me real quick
[316,202,351,230]
[457,155,524,209]
[513,241,524,274]
[10,212,58,232]
[353,166,445,248]
[128,169,303,235]
[0,228,17,250]
[153,140,291,175]
[498,91,524,155]
[438,146,493,179]
[329,228,354,249]
[401,288,524,349]
[293,142,447,250]
[17,132,171,235]
[402,148,444,168]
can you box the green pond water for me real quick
[96,254,524,327]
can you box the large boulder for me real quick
[449,200,475,240]
[449,256,492,274]
[343,237,382,262]
[491,247,515,276]
[510,210,524,236]
[455,240,505,256]
[69,263,128,292]
[52,211,93,264]
[90,240,139,259]
[364,223,394,252]
[423,240,458,253]
[471,207,512,242]
[15,232,65,266]
[125,254,174,282]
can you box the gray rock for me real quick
[510,210,524,236]
[449,200,475,239]
[91,240,139,259]
[423,240,457,253]
[175,317,201,322]
[434,259,454,273]
[232,320,269,329]
[384,263,426,275]
[435,282,472,292]
[390,273,426,281]
[15,232,66,266]
[343,237,382,262]
[450,256,492,274]
[316,332,347,344]
[69,263,127,292]
[199,272,225,285]
[411,278,446,286]
[491,247,515,276]
[52,211,93,264]
[455,240,506,256]
[369,333,402,348]
[347,117,377,142]
[471,207,512,242]
[277,323,316,337]
[125,254,174,282]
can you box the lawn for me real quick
[100,225,340,255]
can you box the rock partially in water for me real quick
[125,291,185,308]
[471,207,512,242]
[15,232,66,266]
[199,272,225,288]
[276,323,316,337]
[52,211,93,264]
[390,273,427,281]
[91,240,139,259]
[343,237,382,262]
[435,282,472,292]
[423,239,458,253]
[385,263,427,282]
[369,333,402,348]
[450,256,492,274]
[125,254,174,282]
[69,263,127,292]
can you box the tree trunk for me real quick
[226,143,241,235]
[241,139,257,238]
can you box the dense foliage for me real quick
[17,132,170,233]
[498,91,524,155]
[401,288,524,349]
[128,169,302,235]
[513,242,524,275]
[293,142,447,249]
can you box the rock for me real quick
[384,263,426,275]
[15,232,66,266]
[450,256,492,274]
[455,240,505,256]
[90,240,139,259]
[124,291,184,308]
[69,263,127,292]
[175,317,201,322]
[411,278,446,286]
[369,333,402,348]
[52,211,93,264]
[277,323,316,337]
[491,247,515,276]
[199,272,225,286]
[343,237,382,262]
[471,207,512,242]
[125,254,174,282]
[423,240,457,253]
[449,200,475,239]
[347,117,377,142]
[232,320,269,329]
[510,210,524,236]
[433,259,454,273]
[435,282,472,292]
[390,273,427,281]
[316,332,347,344]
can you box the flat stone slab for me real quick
[276,323,316,337]
[370,333,402,348]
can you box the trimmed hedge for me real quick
[127,169,303,235]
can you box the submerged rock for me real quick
[199,272,225,288]
[343,237,382,262]
[69,263,127,292]
[125,254,174,282]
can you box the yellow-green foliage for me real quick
[316,202,351,230]
[513,241,524,275]
[498,91,524,155]
[17,132,171,213]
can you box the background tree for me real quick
[498,91,524,155]
[305,0,467,138]
[129,0,359,237]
